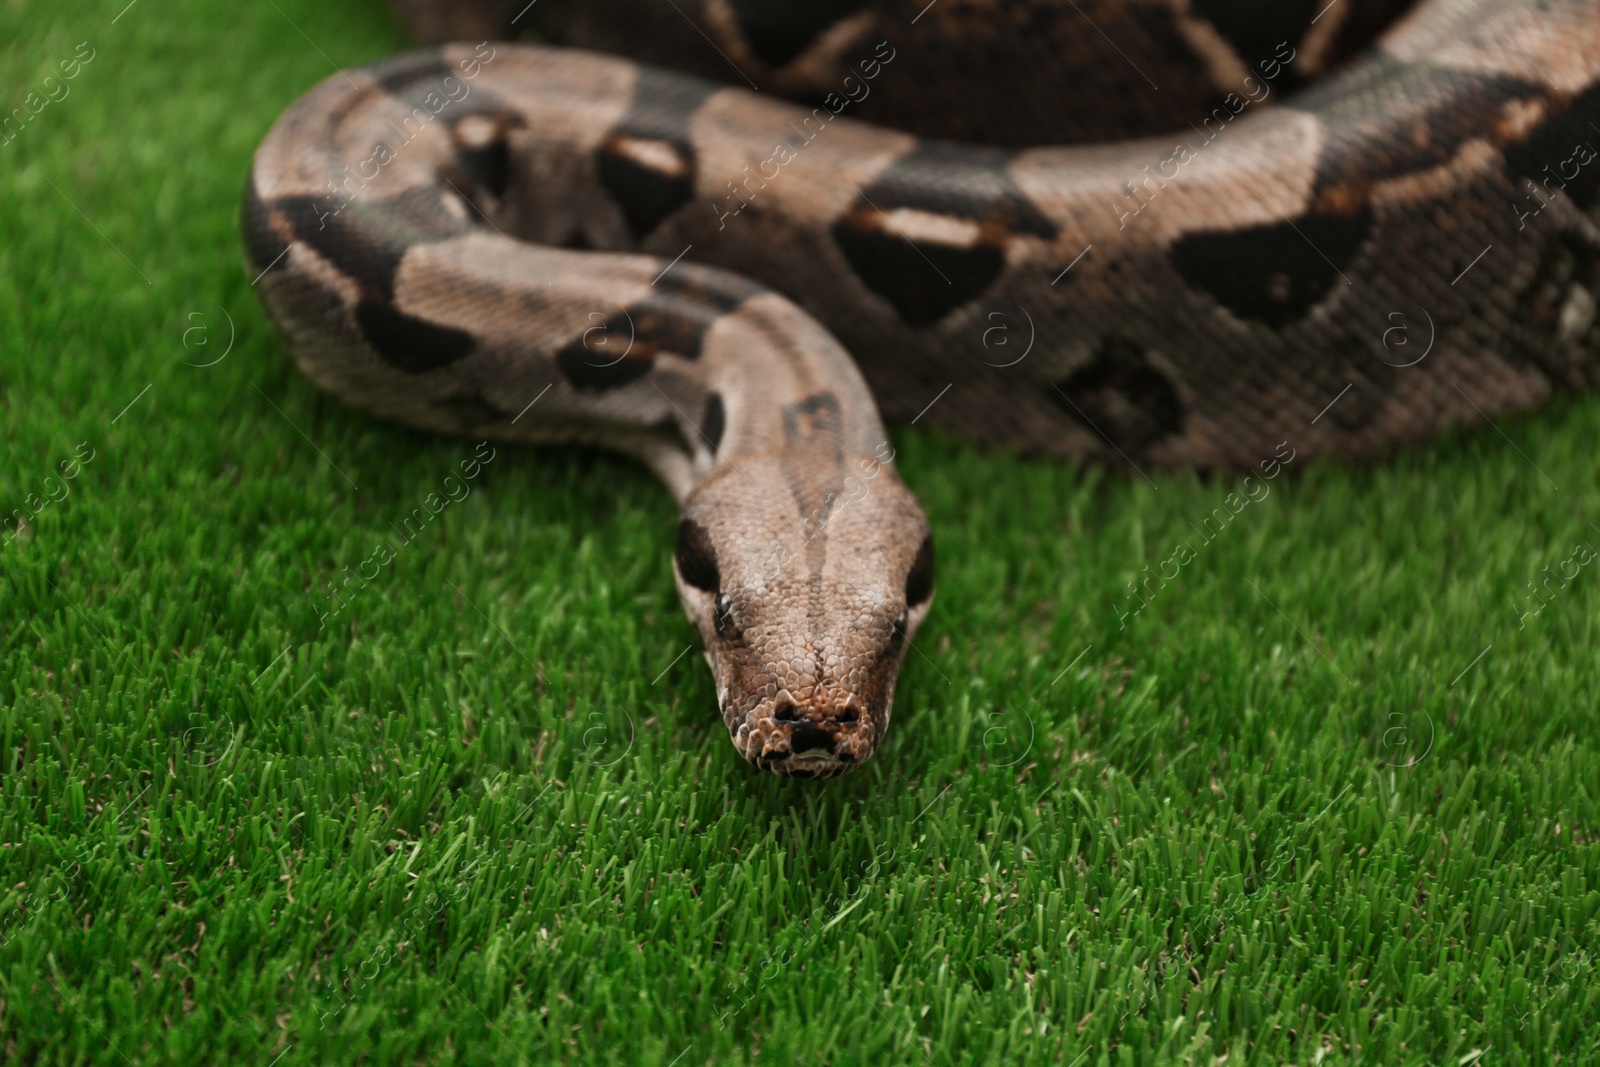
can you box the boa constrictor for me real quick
[245,0,1600,777]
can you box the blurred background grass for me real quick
[0,0,1596,1062]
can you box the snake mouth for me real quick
[750,742,859,776]
[761,753,856,780]
[744,728,865,779]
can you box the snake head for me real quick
[672,455,933,779]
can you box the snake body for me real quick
[246,0,1600,776]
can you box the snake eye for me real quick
[904,534,934,607]
[675,518,720,593]
[713,593,735,636]
[890,611,907,646]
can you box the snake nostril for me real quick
[837,706,860,725]
[773,700,799,722]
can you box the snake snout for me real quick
[755,693,873,777]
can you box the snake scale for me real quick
[245,0,1600,777]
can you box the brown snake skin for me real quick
[245,0,1600,776]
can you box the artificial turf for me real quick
[3,0,1599,1063]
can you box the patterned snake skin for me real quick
[245,0,1600,777]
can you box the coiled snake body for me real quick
[246,0,1600,776]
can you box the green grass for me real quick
[3,1,1599,1063]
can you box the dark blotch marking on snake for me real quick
[1171,207,1373,327]
[675,516,720,592]
[1050,336,1184,451]
[1300,61,1546,204]
[726,0,872,68]
[1127,2,1223,87]
[832,142,1058,328]
[376,55,523,203]
[276,196,402,299]
[781,392,845,533]
[702,392,726,454]
[904,534,934,607]
[275,192,477,372]
[556,272,759,391]
[450,112,526,201]
[241,180,289,274]
[1191,0,1317,83]
[597,67,718,240]
[275,189,467,300]
[555,340,656,391]
[1503,79,1600,213]
[782,391,843,445]
[457,139,510,198]
[833,228,1004,329]
[356,301,476,373]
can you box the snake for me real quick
[244,0,1600,778]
